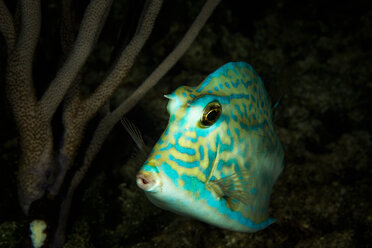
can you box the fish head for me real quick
[136,85,233,217]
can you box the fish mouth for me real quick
[136,171,161,192]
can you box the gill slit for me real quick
[205,144,220,185]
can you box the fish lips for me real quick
[136,164,162,192]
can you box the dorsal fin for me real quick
[121,116,146,152]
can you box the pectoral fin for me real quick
[210,170,255,206]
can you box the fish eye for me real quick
[200,101,222,128]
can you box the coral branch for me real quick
[5,0,50,214]
[17,0,41,80]
[0,0,16,51]
[82,0,164,120]
[40,0,113,122]
[116,0,222,113]
[60,0,84,127]
[48,0,164,197]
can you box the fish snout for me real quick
[136,171,161,192]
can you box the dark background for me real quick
[0,0,371,247]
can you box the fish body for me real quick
[136,62,284,232]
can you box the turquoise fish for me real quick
[136,62,284,232]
